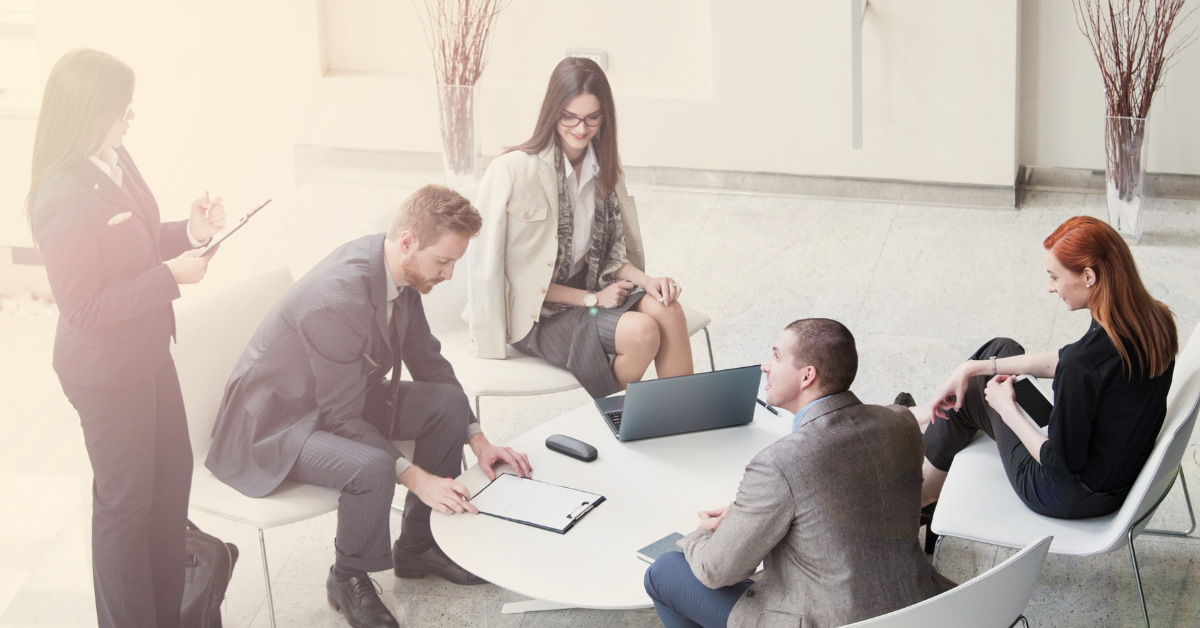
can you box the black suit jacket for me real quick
[205,233,477,498]
[33,147,193,389]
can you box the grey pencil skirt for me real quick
[513,272,647,399]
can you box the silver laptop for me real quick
[593,365,761,441]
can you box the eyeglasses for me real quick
[558,112,604,128]
[120,107,133,123]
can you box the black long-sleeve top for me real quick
[1042,320,1174,493]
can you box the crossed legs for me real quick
[612,297,694,388]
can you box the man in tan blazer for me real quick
[644,318,954,628]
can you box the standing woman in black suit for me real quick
[27,49,226,628]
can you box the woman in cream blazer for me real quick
[467,58,693,398]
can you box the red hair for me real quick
[1044,216,1177,377]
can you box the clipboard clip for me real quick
[567,501,594,520]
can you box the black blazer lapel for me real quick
[73,160,153,242]
[115,147,161,224]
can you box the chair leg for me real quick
[931,534,945,570]
[1128,527,1150,628]
[1142,466,1195,537]
[703,327,716,372]
[259,528,278,628]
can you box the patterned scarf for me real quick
[542,145,627,317]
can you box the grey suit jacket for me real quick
[680,392,955,628]
[205,233,477,498]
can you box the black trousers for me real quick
[61,358,193,628]
[923,338,1127,519]
[286,380,469,573]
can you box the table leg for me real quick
[500,599,576,614]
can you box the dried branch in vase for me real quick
[410,0,512,179]
[1072,0,1197,202]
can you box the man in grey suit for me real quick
[207,185,531,628]
[644,318,954,628]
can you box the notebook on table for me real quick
[636,532,684,564]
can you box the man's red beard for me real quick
[401,254,439,294]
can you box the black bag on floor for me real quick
[182,520,239,628]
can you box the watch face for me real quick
[584,293,598,307]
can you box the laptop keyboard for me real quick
[605,410,623,432]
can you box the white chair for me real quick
[370,200,716,422]
[931,322,1200,628]
[174,268,340,628]
[840,536,1053,628]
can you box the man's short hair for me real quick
[783,318,858,395]
[386,184,482,248]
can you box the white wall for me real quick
[33,0,321,299]
[1020,0,1200,175]
[309,0,1021,187]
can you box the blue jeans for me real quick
[644,552,754,628]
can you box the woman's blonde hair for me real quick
[26,49,135,225]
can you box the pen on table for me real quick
[756,398,780,415]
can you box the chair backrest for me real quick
[1124,321,1200,534]
[368,183,480,335]
[172,267,295,461]
[839,536,1053,628]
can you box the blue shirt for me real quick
[792,395,833,432]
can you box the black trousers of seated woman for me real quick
[923,337,1128,521]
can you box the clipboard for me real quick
[200,199,271,257]
[469,473,605,534]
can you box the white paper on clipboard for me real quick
[469,473,604,533]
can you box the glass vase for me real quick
[1104,116,1147,243]
[436,84,481,190]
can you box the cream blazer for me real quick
[466,143,644,359]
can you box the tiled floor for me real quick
[2,163,1199,627]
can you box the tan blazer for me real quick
[466,143,644,359]
[680,392,956,628]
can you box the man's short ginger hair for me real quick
[386,184,482,248]
[784,318,858,395]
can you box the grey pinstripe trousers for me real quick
[286,379,470,573]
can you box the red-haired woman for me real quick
[912,216,1177,520]
[467,58,693,398]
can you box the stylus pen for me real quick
[756,398,780,415]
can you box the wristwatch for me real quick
[583,292,598,308]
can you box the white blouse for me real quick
[563,144,600,278]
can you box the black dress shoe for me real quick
[326,568,400,628]
[393,541,485,585]
[894,392,917,407]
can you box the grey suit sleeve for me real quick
[679,451,794,588]
[403,294,480,437]
[298,302,401,459]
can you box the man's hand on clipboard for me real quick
[398,466,479,516]
[200,199,272,258]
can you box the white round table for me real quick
[431,400,791,613]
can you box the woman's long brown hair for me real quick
[25,49,135,226]
[1044,216,1177,377]
[506,57,622,197]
